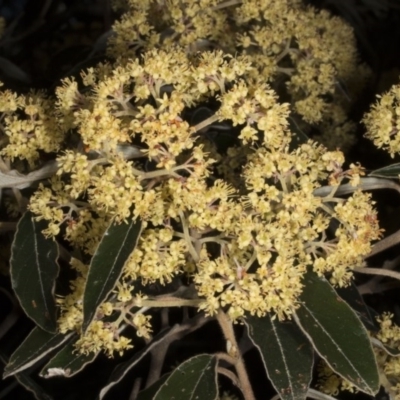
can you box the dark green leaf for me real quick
[153,354,218,400]
[82,217,142,332]
[0,56,32,84]
[99,327,173,399]
[295,271,379,395]
[136,374,170,400]
[3,327,72,378]
[40,340,98,378]
[369,163,400,178]
[245,315,313,400]
[14,372,54,400]
[335,283,379,332]
[289,115,309,151]
[383,344,400,357]
[1,353,52,399]
[10,211,59,332]
[190,107,213,129]
[371,338,400,357]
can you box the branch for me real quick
[366,228,400,259]
[135,296,202,308]
[353,266,400,281]
[217,366,240,387]
[216,310,255,400]
[145,312,210,388]
[0,145,144,189]
[129,378,142,400]
[357,255,400,295]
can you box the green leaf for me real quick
[0,352,53,400]
[3,327,72,378]
[82,217,142,332]
[136,374,170,400]
[295,271,380,395]
[335,283,379,332]
[245,315,313,400]
[10,211,59,332]
[369,163,400,178]
[40,340,98,378]
[14,373,54,400]
[371,338,400,357]
[153,355,218,400]
[99,327,173,399]
[289,115,309,151]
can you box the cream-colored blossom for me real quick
[363,84,400,157]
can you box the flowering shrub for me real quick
[1,1,400,399]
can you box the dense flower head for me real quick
[0,90,64,165]
[21,39,382,358]
[363,83,400,157]
[105,0,369,150]
[6,0,381,358]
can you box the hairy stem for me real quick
[216,310,255,400]
[193,114,220,132]
[365,228,400,258]
[133,297,202,308]
[354,266,400,281]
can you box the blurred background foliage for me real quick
[308,0,400,91]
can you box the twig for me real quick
[353,266,400,281]
[357,255,400,295]
[366,229,400,259]
[215,351,236,366]
[211,0,242,11]
[145,313,210,388]
[0,381,19,398]
[136,296,202,308]
[129,378,142,400]
[217,367,240,387]
[193,114,220,132]
[0,222,17,233]
[216,310,255,400]
[306,388,338,400]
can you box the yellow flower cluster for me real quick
[5,0,380,357]
[57,258,152,356]
[317,361,356,396]
[106,0,369,150]
[124,228,188,285]
[375,313,400,398]
[363,83,400,157]
[194,144,380,320]
[23,43,380,346]
[0,87,64,165]
[57,258,88,334]
[75,320,133,357]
